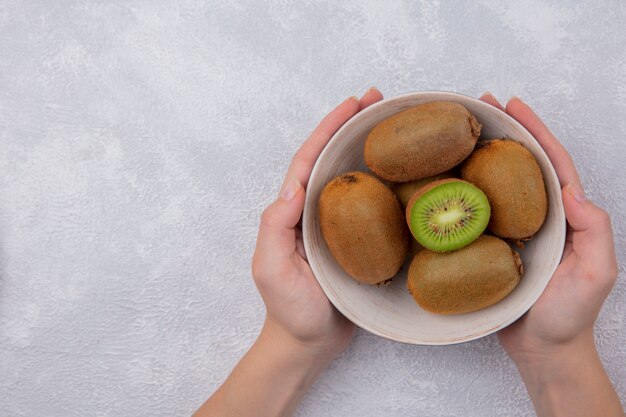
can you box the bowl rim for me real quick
[303,90,567,345]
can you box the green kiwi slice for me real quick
[405,179,490,252]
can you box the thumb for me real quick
[562,183,612,236]
[253,177,305,272]
[562,183,617,283]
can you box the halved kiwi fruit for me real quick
[406,179,490,252]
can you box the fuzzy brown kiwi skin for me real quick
[364,102,481,183]
[407,235,522,314]
[391,170,456,208]
[319,171,408,285]
[404,178,471,236]
[460,139,548,240]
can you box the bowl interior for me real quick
[302,91,566,345]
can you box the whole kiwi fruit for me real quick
[391,170,456,208]
[364,102,481,182]
[461,139,548,241]
[407,235,523,314]
[319,171,408,284]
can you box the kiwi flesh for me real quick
[461,139,548,241]
[319,171,408,284]
[364,102,481,182]
[406,179,490,252]
[407,235,523,314]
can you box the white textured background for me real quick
[1,1,625,416]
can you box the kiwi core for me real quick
[434,203,467,225]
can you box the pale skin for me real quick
[195,89,624,417]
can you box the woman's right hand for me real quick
[479,94,617,360]
[479,93,623,416]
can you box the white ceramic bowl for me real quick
[302,91,566,345]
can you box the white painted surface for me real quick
[0,1,624,416]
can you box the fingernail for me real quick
[510,95,523,103]
[280,177,301,201]
[365,86,378,95]
[566,182,586,203]
[340,96,358,106]
[482,91,494,98]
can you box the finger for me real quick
[562,183,617,282]
[563,182,614,244]
[253,178,304,272]
[505,97,581,188]
[295,230,307,260]
[479,92,505,111]
[562,231,574,259]
[282,97,360,189]
[359,86,384,110]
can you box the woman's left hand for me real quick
[252,88,384,361]
[195,89,385,417]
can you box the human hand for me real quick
[478,94,618,361]
[196,90,386,417]
[479,94,624,417]
[252,88,384,362]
